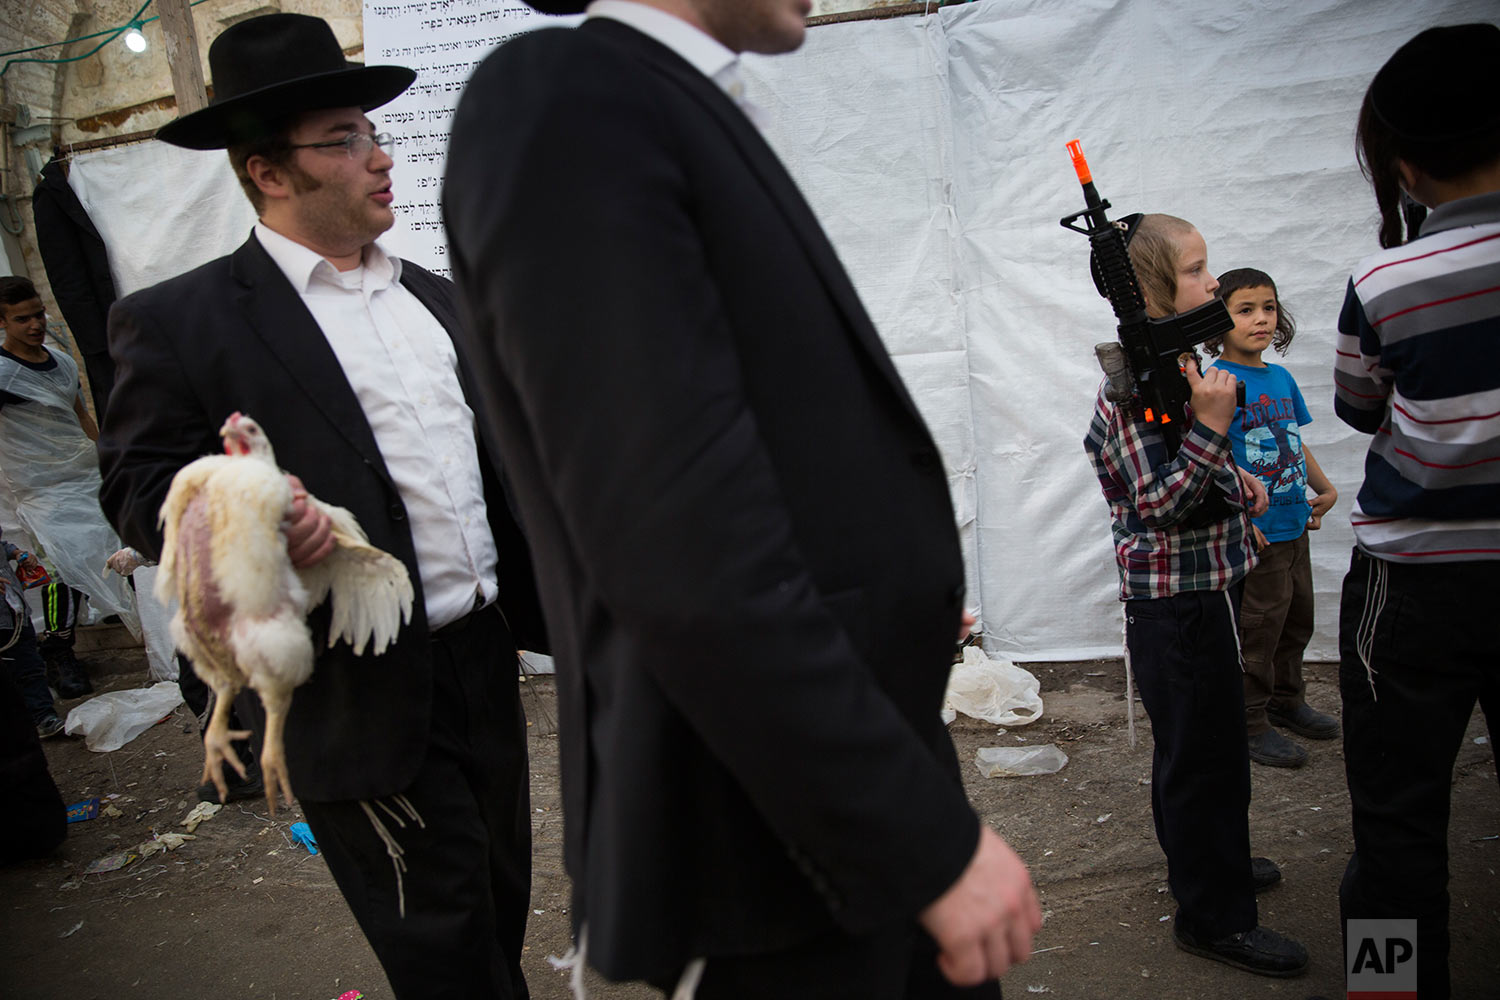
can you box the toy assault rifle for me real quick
[1059,140,1240,458]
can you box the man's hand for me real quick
[919,826,1043,986]
[104,547,148,577]
[1235,467,1269,517]
[282,475,334,568]
[1185,360,1238,438]
[958,610,977,643]
[1251,524,1269,552]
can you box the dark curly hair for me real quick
[1202,268,1295,358]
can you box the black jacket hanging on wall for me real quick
[32,156,118,418]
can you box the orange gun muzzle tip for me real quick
[1066,139,1091,184]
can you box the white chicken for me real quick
[156,412,413,813]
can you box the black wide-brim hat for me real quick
[522,2,588,13]
[156,13,416,150]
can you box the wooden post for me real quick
[155,0,209,115]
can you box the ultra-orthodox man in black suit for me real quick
[443,2,1041,996]
[98,14,548,999]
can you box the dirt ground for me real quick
[2,631,1496,1000]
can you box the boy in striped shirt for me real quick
[1334,23,1500,999]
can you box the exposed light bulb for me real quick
[124,25,147,53]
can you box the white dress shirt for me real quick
[254,222,498,629]
[585,0,765,124]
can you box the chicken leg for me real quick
[255,685,294,816]
[201,682,252,805]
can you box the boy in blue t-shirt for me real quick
[1207,268,1338,769]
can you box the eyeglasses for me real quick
[289,132,396,159]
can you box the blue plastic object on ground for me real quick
[289,821,319,854]
[66,797,99,823]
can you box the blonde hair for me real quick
[1128,214,1197,318]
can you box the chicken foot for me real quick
[201,684,252,805]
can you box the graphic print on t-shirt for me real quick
[1240,392,1306,504]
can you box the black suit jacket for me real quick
[444,19,979,981]
[98,233,548,803]
[33,157,118,417]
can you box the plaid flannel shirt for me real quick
[1084,383,1258,600]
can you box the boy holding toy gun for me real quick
[1070,143,1309,979]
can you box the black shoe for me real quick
[1268,703,1340,740]
[1251,857,1281,892]
[197,758,264,804]
[1174,920,1309,978]
[36,713,65,739]
[1248,729,1308,768]
[45,649,94,699]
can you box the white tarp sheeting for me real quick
[748,0,1490,660]
[69,139,254,295]
[65,0,1492,660]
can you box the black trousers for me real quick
[1126,585,1257,940]
[654,923,1002,1000]
[1338,549,1499,1000]
[0,668,65,861]
[301,605,532,1000]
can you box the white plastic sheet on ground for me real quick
[66,0,1492,661]
[64,681,183,752]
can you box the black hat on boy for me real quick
[1369,23,1500,146]
[156,13,416,150]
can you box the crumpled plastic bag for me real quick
[975,744,1069,777]
[180,801,221,833]
[64,681,184,752]
[942,645,1043,726]
[138,832,194,858]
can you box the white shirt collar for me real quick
[253,221,402,294]
[585,1,738,90]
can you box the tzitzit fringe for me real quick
[1353,555,1388,700]
[1120,607,1135,748]
[1225,589,1245,670]
[357,793,425,918]
[549,925,706,1000]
